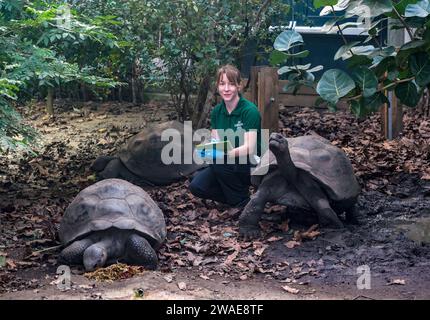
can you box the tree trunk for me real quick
[118,86,123,102]
[131,62,137,105]
[81,82,88,102]
[139,80,145,104]
[192,74,214,129]
[46,87,54,115]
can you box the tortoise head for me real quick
[83,244,108,271]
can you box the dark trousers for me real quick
[189,164,251,207]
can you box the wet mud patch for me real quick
[259,173,430,296]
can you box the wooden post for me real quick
[249,66,279,132]
[249,66,262,105]
[381,19,404,139]
[381,91,403,139]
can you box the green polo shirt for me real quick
[210,95,262,160]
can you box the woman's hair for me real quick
[216,64,241,87]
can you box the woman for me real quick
[189,64,262,207]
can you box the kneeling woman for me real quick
[189,64,262,207]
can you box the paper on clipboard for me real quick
[196,140,233,152]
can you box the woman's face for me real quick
[218,73,240,104]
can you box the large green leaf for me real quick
[400,40,426,51]
[405,0,430,17]
[349,99,375,118]
[270,51,288,65]
[395,0,420,15]
[308,65,324,73]
[346,0,393,18]
[362,92,389,112]
[336,44,376,60]
[313,0,338,9]
[350,99,365,117]
[274,30,303,52]
[320,0,352,15]
[352,66,378,97]
[409,52,430,86]
[348,55,373,69]
[395,81,421,107]
[334,41,361,60]
[278,64,312,75]
[321,18,342,33]
[350,92,388,117]
[317,69,356,104]
[270,50,310,66]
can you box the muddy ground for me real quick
[0,99,429,300]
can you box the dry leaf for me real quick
[223,244,241,265]
[199,274,211,280]
[177,282,187,291]
[279,220,290,232]
[174,259,186,266]
[282,285,300,294]
[267,236,283,242]
[285,240,301,249]
[293,225,320,241]
[6,259,17,269]
[254,245,268,257]
[388,279,406,285]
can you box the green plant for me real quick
[0,78,37,152]
[312,0,430,116]
[270,29,324,94]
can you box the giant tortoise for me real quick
[239,132,361,238]
[91,121,203,186]
[59,178,166,271]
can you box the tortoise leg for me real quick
[345,204,361,225]
[239,189,269,239]
[239,172,286,239]
[125,234,158,270]
[60,238,94,265]
[98,158,123,179]
[269,133,344,229]
[101,158,154,186]
[90,155,116,172]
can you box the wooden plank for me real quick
[279,94,349,110]
[249,67,263,105]
[244,78,317,96]
[257,67,279,132]
[382,20,404,139]
[278,80,317,95]
[380,91,403,139]
[278,94,319,108]
[392,96,404,137]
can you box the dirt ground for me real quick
[0,99,429,300]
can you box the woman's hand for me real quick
[228,131,257,158]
